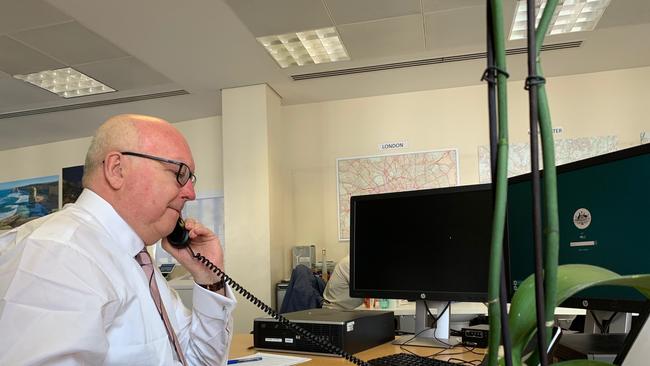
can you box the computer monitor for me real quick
[508,143,650,315]
[349,183,496,347]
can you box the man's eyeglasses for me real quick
[121,151,197,186]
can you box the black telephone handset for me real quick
[166,218,369,365]
[168,218,191,248]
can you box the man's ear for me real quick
[103,152,125,189]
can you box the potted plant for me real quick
[484,1,650,365]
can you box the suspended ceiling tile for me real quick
[422,0,484,13]
[338,15,424,60]
[0,77,60,110]
[75,56,172,91]
[0,0,72,35]
[0,36,65,75]
[597,0,650,29]
[11,21,129,65]
[225,0,332,36]
[325,0,421,25]
[425,6,485,52]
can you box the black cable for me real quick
[399,301,453,354]
[398,301,455,361]
[589,311,619,334]
[589,311,606,333]
[399,326,441,356]
[424,301,453,348]
[524,76,546,90]
[604,312,619,333]
[433,347,476,357]
[463,345,486,355]
[526,0,548,365]
[188,247,371,366]
[399,322,487,364]
[424,301,451,328]
[481,66,510,84]
[447,357,481,365]
[468,359,487,365]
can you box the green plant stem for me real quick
[537,63,560,341]
[534,0,560,343]
[487,0,509,365]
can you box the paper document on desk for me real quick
[228,352,310,365]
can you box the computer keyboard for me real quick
[368,352,463,366]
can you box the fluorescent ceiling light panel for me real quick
[257,27,349,68]
[509,0,611,40]
[14,67,115,98]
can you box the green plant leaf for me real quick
[508,264,650,357]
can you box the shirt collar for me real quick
[75,188,145,257]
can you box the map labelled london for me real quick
[478,136,618,183]
[337,149,458,240]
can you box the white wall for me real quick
[173,116,223,194]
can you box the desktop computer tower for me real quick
[254,308,394,356]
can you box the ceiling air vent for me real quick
[0,90,189,119]
[291,41,582,81]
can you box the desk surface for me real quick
[230,334,487,365]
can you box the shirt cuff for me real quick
[192,282,237,320]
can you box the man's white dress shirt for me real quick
[0,189,236,365]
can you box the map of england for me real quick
[478,136,618,183]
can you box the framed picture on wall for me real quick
[0,175,59,230]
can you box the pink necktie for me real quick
[135,249,187,365]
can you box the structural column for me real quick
[222,84,283,332]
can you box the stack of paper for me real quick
[227,352,310,366]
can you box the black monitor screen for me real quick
[350,184,494,302]
[508,143,650,312]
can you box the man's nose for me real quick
[181,181,196,201]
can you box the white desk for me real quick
[357,301,585,334]
[357,301,586,317]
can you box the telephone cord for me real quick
[188,247,371,366]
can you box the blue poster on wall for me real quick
[0,175,59,230]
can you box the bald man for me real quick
[0,115,235,365]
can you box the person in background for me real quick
[322,255,364,310]
[0,114,236,365]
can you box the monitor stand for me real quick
[556,311,633,363]
[393,301,460,348]
[585,311,633,334]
